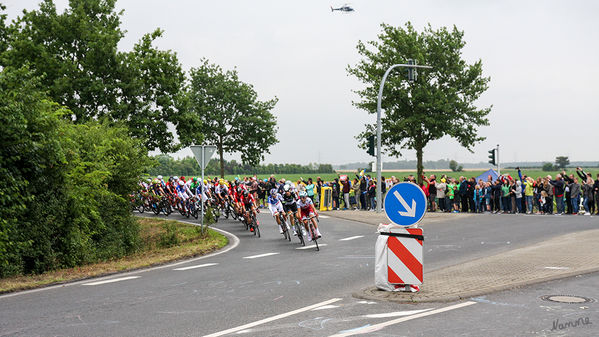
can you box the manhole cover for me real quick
[541,295,595,304]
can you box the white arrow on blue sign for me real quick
[383,182,427,227]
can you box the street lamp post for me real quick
[375,62,432,213]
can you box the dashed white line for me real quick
[203,298,343,337]
[311,304,340,311]
[296,244,328,250]
[82,276,140,286]
[173,263,219,271]
[339,235,364,241]
[319,215,330,219]
[328,301,477,337]
[243,252,280,259]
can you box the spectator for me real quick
[447,178,457,212]
[543,177,554,214]
[569,177,581,214]
[523,177,534,214]
[595,173,599,215]
[436,178,447,212]
[367,179,376,210]
[424,175,437,212]
[359,176,367,210]
[582,177,594,215]
[515,180,523,214]
[458,177,468,212]
[331,178,340,210]
[341,177,351,210]
[352,178,361,210]
[549,174,565,215]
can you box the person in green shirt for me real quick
[447,178,458,212]
[501,182,510,213]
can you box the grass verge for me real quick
[0,217,227,294]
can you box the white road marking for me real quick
[235,330,252,334]
[173,263,218,271]
[311,305,340,311]
[328,301,477,337]
[363,308,434,318]
[319,215,330,218]
[357,301,377,304]
[339,235,364,241]
[82,276,140,286]
[296,244,328,250]
[544,266,569,270]
[243,252,279,259]
[203,298,343,337]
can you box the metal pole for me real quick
[201,146,205,233]
[496,144,500,176]
[375,63,433,213]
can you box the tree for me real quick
[348,23,491,185]
[449,160,458,172]
[542,162,555,171]
[2,0,188,152]
[555,156,569,170]
[184,59,278,177]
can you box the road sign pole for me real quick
[496,144,500,176]
[376,63,432,213]
[201,146,205,234]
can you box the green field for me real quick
[210,168,597,183]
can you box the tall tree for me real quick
[184,59,278,177]
[2,0,188,152]
[348,23,492,184]
[555,156,569,170]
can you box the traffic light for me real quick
[488,149,496,166]
[407,59,417,82]
[367,135,375,156]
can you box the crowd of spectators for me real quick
[232,167,598,216]
[418,167,598,215]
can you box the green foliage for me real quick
[183,59,278,177]
[159,222,180,248]
[146,155,335,177]
[542,162,556,171]
[555,156,569,170]
[348,22,491,184]
[2,0,187,152]
[449,160,458,172]
[0,66,151,277]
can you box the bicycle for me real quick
[249,211,260,238]
[304,215,320,251]
[277,212,291,242]
[287,211,304,246]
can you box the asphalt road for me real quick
[0,211,597,336]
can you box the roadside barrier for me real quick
[320,187,332,211]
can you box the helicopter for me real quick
[331,4,354,12]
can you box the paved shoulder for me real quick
[355,228,599,303]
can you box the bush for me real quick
[542,163,555,172]
[0,67,152,277]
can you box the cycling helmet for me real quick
[173,176,179,181]
[178,180,184,186]
[152,179,159,185]
[180,176,186,182]
[270,188,277,196]
[157,175,162,180]
[219,179,225,185]
[203,180,207,184]
[146,178,152,183]
[299,191,307,198]
[283,184,290,192]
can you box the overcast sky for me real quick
[5,0,598,165]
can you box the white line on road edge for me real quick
[296,244,328,250]
[243,252,279,259]
[339,235,364,241]
[319,215,330,218]
[203,298,343,337]
[363,308,434,318]
[329,301,476,337]
[0,217,240,299]
[82,276,140,286]
[173,263,219,271]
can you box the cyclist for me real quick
[268,188,290,235]
[241,190,259,231]
[281,184,301,235]
[297,191,321,241]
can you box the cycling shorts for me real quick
[268,202,284,215]
[283,203,298,213]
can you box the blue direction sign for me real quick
[384,182,427,227]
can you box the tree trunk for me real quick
[218,137,224,178]
[416,144,424,186]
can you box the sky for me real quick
[4,0,599,165]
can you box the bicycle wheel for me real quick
[311,224,319,251]
[295,222,305,246]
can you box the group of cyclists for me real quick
[132,175,322,243]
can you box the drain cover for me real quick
[541,295,595,304]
